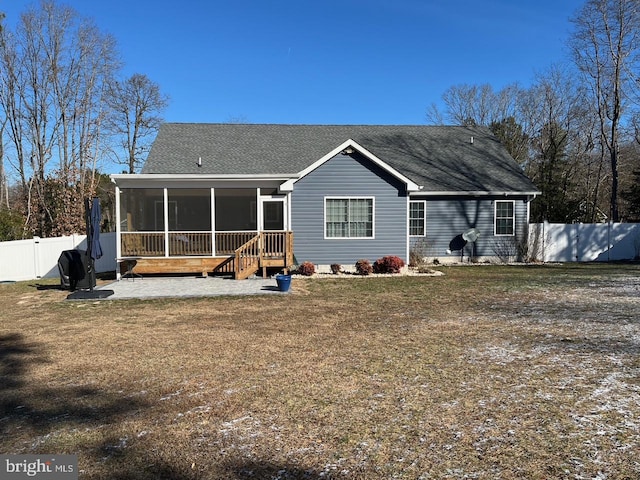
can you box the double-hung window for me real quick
[495,200,515,235]
[325,197,374,238]
[409,200,426,236]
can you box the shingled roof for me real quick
[142,123,538,194]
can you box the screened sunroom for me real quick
[111,175,294,278]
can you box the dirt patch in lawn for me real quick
[1,264,639,478]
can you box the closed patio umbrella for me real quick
[66,198,112,299]
[88,197,103,261]
[83,197,102,293]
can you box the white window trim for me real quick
[494,200,516,236]
[259,194,287,231]
[324,196,375,240]
[409,200,427,237]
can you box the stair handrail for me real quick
[234,233,261,278]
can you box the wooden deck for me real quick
[119,231,294,279]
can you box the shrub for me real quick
[297,261,316,276]
[492,238,518,264]
[0,208,25,242]
[373,255,405,274]
[355,259,373,276]
[409,238,431,266]
[330,263,342,274]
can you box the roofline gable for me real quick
[279,139,422,192]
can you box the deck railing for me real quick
[169,232,213,256]
[233,231,294,279]
[261,231,292,260]
[120,231,291,259]
[121,232,165,257]
[215,231,259,255]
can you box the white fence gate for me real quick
[0,232,117,282]
[529,223,640,262]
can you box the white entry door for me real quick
[259,195,287,231]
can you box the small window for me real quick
[409,200,426,236]
[495,200,515,235]
[325,197,374,238]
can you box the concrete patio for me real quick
[79,275,287,300]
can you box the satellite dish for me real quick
[461,228,480,262]
[462,228,480,243]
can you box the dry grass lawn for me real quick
[1,264,639,479]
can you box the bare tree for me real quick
[0,119,8,209]
[428,65,611,222]
[0,9,31,236]
[0,1,118,236]
[571,0,640,222]
[106,73,168,174]
[427,83,520,127]
[425,103,444,125]
[518,66,603,222]
[0,13,5,210]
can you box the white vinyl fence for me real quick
[2,223,639,281]
[529,222,640,262]
[0,232,117,282]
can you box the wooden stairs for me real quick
[228,231,294,279]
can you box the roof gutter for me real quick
[409,190,541,197]
[110,173,301,190]
[110,173,299,182]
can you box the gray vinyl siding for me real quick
[410,196,531,260]
[291,153,408,265]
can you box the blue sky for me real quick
[1,0,585,125]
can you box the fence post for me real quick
[607,221,611,262]
[542,221,547,263]
[33,236,41,278]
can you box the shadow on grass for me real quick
[223,459,327,479]
[33,283,65,291]
[544,333,640,357]
[0,333,194,478]
[0,333,146,433]
[92,459,195,480]
[92,456,330,479]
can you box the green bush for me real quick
[0,208,25,241]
